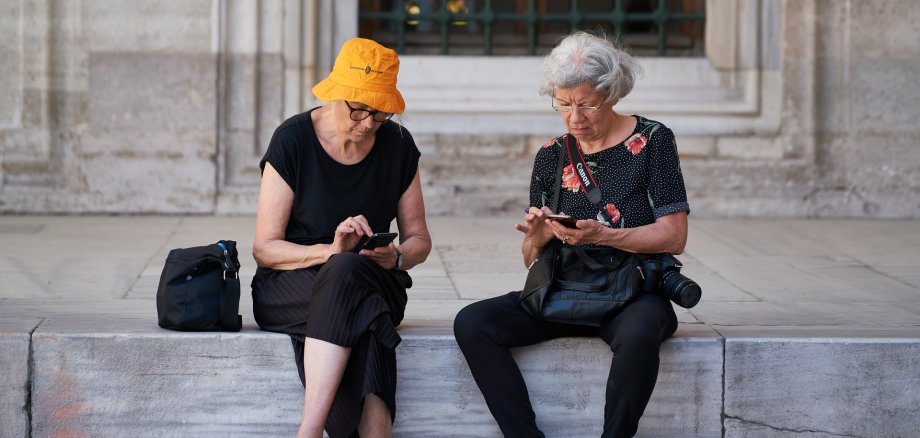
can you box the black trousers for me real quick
[453,292,677,438]
[252,252,411,438]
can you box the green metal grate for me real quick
[359,0,706,56]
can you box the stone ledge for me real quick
[3,320,919,437]
[719,326,920,438]
[0,330,30,438]
[395,322,723,437]
[7,320,722,437]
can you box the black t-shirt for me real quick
[529,115,689,229]
[260,108,420,245]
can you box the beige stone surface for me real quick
[0,329,30,438]
[82,0,213,52]
[1,1,918,217]
[1,215,920,435]
[722,326,920,438]
[0,0,20,130]
[716,137,784,160]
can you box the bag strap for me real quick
[222,276,242,331]
[217,241,242,331]
[569,246,638,271]
[569,246,608,270]
[564,134,615,224]
[549,138,567,212]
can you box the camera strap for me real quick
[564,134,615,225]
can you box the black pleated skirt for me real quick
[251,252,411,438]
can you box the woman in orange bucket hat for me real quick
[251,38,431,438]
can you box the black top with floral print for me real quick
[529,115,689,229]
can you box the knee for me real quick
[608,327,661,358]
[320,251,364,275]
[604,320,660,357]
[312,252,370,306]
[453,303,487,348]
[315,252,369,288]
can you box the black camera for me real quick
[640,254,701,308]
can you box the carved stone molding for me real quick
[215,0,356,213]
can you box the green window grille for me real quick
[359,0,706,57]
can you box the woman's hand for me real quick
[331,215,374,254]
[517,207,557,267]
[515,206,555,248]
[359,243,399,270]
[545,216,607,246]
[550,211,689,254]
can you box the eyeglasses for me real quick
[344,101,394,122]
[551,97,605,114]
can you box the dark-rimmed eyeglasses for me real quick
[344,101,394,122]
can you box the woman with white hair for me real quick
[454,31,690,437]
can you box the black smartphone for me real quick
[547,214,578,228]
[352,232,398,252]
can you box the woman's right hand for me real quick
[515,206,555,249]
[330,215,374,254]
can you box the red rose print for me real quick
[625,133,647,155]
[561,164,580,192]
[542,138,556,148]
[604,203,621,224]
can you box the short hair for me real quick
[539,31,642,103]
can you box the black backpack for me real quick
[156,240,243,331]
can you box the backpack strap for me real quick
[549,139,567,212]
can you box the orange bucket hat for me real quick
[312,38,405,114]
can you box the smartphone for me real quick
[352,232,398,252]
[547,214,578,228]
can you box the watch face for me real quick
[396,252,404,269]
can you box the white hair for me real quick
[539,31,642,102]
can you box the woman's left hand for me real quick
[546,217,608,246]
[359,243,399,270]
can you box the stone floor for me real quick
[3,215,919,327]
[1,215,919,437]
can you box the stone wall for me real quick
[0,0,218,213]
[0,0,918,218]
[810,0,920,217]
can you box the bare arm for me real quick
[252,163,367,269]
[354,168,432,270]
[544,211,688,255]
[393,169,432,270]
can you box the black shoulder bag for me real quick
[518,135,642,326]
[156,240,243,332]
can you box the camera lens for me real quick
[661,271,701,308]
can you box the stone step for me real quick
[4,319,919,437]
